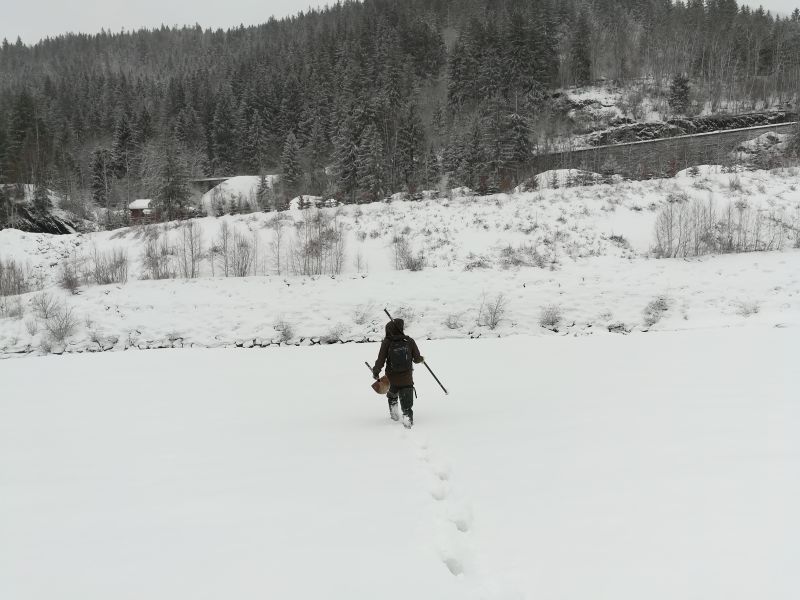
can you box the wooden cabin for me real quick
[128,199,156,224]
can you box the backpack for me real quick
[387,335,413,372]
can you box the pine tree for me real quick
[281,132,302,197]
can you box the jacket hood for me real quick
[385,319,404,336]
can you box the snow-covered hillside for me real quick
[1,167,799,356]
[1,329,797,599]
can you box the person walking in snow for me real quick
[372,318,424,429]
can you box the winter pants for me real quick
[387,384,414,419]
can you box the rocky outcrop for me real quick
[587,111,798,146]
[3,202,77,235]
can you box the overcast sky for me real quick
[3,0,799,45]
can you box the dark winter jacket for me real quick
[372,319,424,388]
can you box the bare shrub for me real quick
[395,305,416,326]
[322,323,347,344]
[353,302,376,325]
[0,295,24,319]
[643,295,670,327]
[216,221,232,276]
[464,253,491,270]
[0,258,29,297]
[142,228,175,280]
[270,219,286,275]
[273,318,295,343]
[445,313,463,329]
[477,293,508,330]
[499,244,548,269]
[31,292,60,320]
[59,260,82,293]
[290,211,346,276]
[178,220,204,278]
[653,197,791,258]
[45,305,78,342]
[25,318,39,336]
[608,234,630,248]
[539,304,562,330]
[392,234,425,271]
[91,248,129,285]
[231,231,254,277]
[353,248,366,272]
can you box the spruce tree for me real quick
[571,12,592,86]
[333,115,359,203]
[281,132,302,197]
[397,102,425,192]
[0,184,10,227]
[357,124,385,202]
[668,73,691,114]
[32,177,51,216]
[158,142,189,221]
[503,112,532,180]
[90,148,112,208]
[111,113,134,177]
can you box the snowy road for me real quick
[1,329,798,599]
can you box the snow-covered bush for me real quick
[735,300,760,317]
[395,305,416,326]
[444,313,463,330]
[539,304,562,330]
[273,318,295,344]
[352,302,376,326]
[322,323,347,344]
[464,253,491,271]
[499,244,548,269]
[477,293,508,330]
[643,295,670,327]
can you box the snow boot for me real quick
[402,412,413,429]
[388,402,400,422]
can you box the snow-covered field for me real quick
[1,164,798,598]
[1,328,797,599]
[1,167,799,356]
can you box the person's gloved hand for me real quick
[372,370,380,380]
